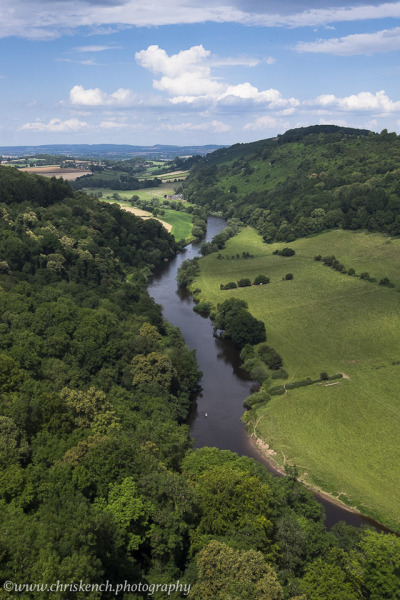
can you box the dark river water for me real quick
[148,216,385,531]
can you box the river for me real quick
[148,216,384,530]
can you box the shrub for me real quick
[271,368,289,380]
[193,301,213,316]
[285,378,314,389]
[253,275,270,285]
[360,271,369,280]
[347,268,355,276]
[322,255,336,266]
[320,372,329,381]
[334,263,346,273]
[379,277,394,287]
[274,247,295,257]
[250,363,270,383]
[257,344,283,370]
[243,390,271,409]
[240,344,256,361]
[314,255,322,261]
[280,247,296,256]
[222,281,237,290]
[237,278,252,287]
[285,273,294,280]
[269,385,285,396]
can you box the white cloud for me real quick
[210,55,260,67]
[19,118,89,132]
[73,45,121,52]
[136,44,298,108]
[4,1,400,40]
[244,115,289,130]
[69,85,138,106]
[313,90,400,111]
[135,45,225,98]
[296,26,400,55]
[57,58,100,66]
[161,120,231,132]
[98,120,127,129]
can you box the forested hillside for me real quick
[1,166,400,599]
[182,125,400,241]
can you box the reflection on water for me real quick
[148,217,385,531]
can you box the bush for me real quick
[240,344,255,361]
[273,247,295,257]
[250,363,270,383]
[280,247,296,256]
[314,255,322,261]
[285,273,294,280]
[320,372,329,380]
[243,390,271,409]
[322,255,336,266]
[269,385,285,396]
[329,373,343,380]
[379,277,394,287]
[193,301,213,316]
[360,271,369,280]
[237,278,252,287]
[253,275,270,285]
[347,268,355,276]
[271,368,289,380]
[285,378,314,390]
[257,344,283,370]
[222,281,237,290]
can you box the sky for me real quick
[1,0,400,146]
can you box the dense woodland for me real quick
[181,125,400,241]
[1,165,400,599]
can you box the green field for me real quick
[193,228,400,529]
[158,209,193,241]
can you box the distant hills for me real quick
[0,143,225,160]
[182,124,400,240]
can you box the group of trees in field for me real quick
[316,254,395,287]
[220,275,271,290]
[181,125,400,242]
[1,165,400,599]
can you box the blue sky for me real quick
[1,0,400,146]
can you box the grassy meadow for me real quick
[193,227,400,529]
[159,209,193,241]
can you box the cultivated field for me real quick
[193,227,400,529]
[19,166,91,180]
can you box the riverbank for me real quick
[148,217,394,532]
[190,226,400,532]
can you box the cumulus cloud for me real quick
[69,85,138,106]
[313,90,400,111]
[296,26,400,55]
[135,45,225,98]
[19,118,89,132]
[3,0,400,39]
[136,44,298,108]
